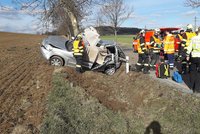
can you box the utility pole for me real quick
[194,16,197,31]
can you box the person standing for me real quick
[149,28,162,70]
[163,31,175,69]
[73,34,84,73]
[186,27,200,93]
[176,29,184,53]
[136,30,150,74]
[180,24,196,74]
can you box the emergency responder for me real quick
[133,33,140,52]
[164,31,175,69]
[136,30,150,74]
[176,29,184,52]
[73,34,84,73]
[186,26,200,93]
[149,28,162,70]
[180,24,196,74]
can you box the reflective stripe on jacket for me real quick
[187,35,200,57]
[151,36,162,53]
[138,37,146,54]
[73,40,84,56]
[164,34,175,54]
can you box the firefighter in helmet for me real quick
[72,34,84,73]
[136,29,150,74]
[180,24,196,74]
[149,28,162,70]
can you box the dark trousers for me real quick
[179,49,188,73]
[74,55,83,72]
[181,58,188,73]
[136,54,149,73]
[189,57,200,92]
[167,54,175,69]
[150,53,160,68]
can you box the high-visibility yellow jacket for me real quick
[164,34,175,54]
[138,37,146,54]
[177,34,183,41]
[187,35,200,58]
[73,39,84,56]
[182,32,196,49]
[176,34,183,45]
[150,35,162,53]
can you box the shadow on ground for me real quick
[144,121,162,134]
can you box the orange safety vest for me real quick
[164,35,175,54]
[133,39,139,52]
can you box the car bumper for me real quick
[40,45,51,60]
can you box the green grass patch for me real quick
[101,35,134,46]
[40,71,200,134]
[40,73,135,134]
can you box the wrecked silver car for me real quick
[40,27,126,75]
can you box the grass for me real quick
[40,73,134,134]
[101,35,134,46]
[40,71,200,134]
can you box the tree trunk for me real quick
[63,7,79,37]
[68,11,79,36]
[114,29,117,41]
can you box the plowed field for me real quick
[0,32,53,134]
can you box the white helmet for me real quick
[187,24,193,30]
[154,28,160,33]
[140,29,145,34]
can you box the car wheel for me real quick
[50,56,64,66]
[104,65,116,75]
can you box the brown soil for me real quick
[62,65,166,112]
[0,32,54,134]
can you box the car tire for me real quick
[49,56,64,66]
[104,65,116,75]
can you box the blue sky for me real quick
[124,0,200,29]
[0,0,200,33]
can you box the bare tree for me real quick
[99,0,133,38]
[12,0,99,36]
[185,0,200,8]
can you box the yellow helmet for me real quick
[76,34,82,40]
